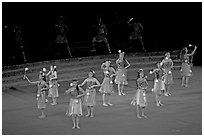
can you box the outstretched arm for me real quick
[24,75,39,84]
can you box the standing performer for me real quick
[91,18,111,54]
[187,44,197,72]
[47,65,59,105]
[180,45,197,87]
[160,52,173,96]
[78,70,100,118]
[24,71,49,119]
[64,80,85,129]
[131,69,148,119]
[99,61,116,106]
[149,62,165,106]
[115,50,130,96]
[127,18,146,52]
[14,25,27,63]
[55,16,72,58]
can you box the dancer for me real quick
[91,17,111,54]
[24,71,49,119]
[180,45,197,87]
[115,50,130,96]
[160,52,173,96]
[99,61,116,106]
[131,69,148,119]
[78,70,100,118]
[127,18,146,52]
[149,62,165,106]
[55,16,72,58]
[64,80,85,129]
[47,65,59,105]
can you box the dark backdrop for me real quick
[2,2,202,66]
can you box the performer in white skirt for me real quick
[64,80,85,129]
[160,52,173,96]
[47,65,59,105]
[99,61,116,106]
[79,70,101,118]
[24,71,49,119]
[131,69,148,119]
[115,50,130,96]
[149,62,165,106]
[180,45,197,87]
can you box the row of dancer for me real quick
[23,45,197,128]
[22,50,130,120]
[131,45,197,118]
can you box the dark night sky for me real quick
[2,2,202,65]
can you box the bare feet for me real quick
[39,115,46,119]
[108,103,113,106]
[103,103,108,107]
[137,115,142,119]
[142,114,147,118]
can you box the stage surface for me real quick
[2,67,202,135]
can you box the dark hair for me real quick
[89,70,96,78]
[72,80,80,94]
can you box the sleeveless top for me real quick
[154,68,163,79]
[69,87,82,99]
[182,54,190,64]
[136,77,148,90]
[162,58,173,73]
[116,59,126,69]
[37,81,48,94]
[86,79,96,89]
[103,67,114,78]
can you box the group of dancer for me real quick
[23,44,197,129]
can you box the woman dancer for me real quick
[99,61,116,106]
[131,69,148,118]
[160,52,173,96]
[149,62,165,106]
[115,50,130,96]
[47,65,59,105]
[64,80,85,129]
[181,45,197,87]
[24,71,49,119]
[79,70,100,117]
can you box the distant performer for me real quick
[115,50,130,96]
[160,52,173,96]
[91,18,111,54]
[55,16,72,58]
[180,45,197,87]
[127,18,146,52]
[14,25,27,63]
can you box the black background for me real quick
[2,2,202,66]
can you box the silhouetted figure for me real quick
[128,18,146,52]
[55,16,72,58]
[14,25,27,63]
[91,18,111,54]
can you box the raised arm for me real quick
[187,46,197,56]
